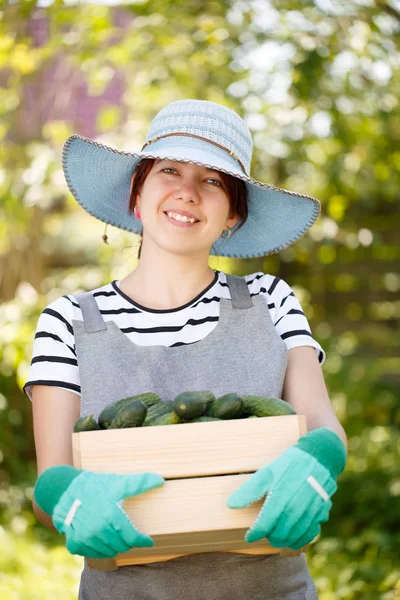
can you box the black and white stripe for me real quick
[23,271,325,400]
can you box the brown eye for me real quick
[206,178,222,186]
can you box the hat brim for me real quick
[62,134,320,259]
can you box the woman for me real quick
[25,99,347,599]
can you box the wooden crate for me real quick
[72,414,309,571]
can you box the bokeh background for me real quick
[1,1,399,598]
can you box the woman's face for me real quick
[135,159,240,257]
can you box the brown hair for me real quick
[128,159,248,258]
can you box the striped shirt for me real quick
[23,270,325,401]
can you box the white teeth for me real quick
[166,212,196,223]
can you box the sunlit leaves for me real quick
[96,105,122,131]
[0,3,399,597]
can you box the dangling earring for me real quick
[221,227,231,239]
[102,223,109,244]
[134,205,141,220]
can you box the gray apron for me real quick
[72,273,319,600]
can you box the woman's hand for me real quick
[227,428,347,550]
[35,467,165,558]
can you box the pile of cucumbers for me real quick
[73,391,297,433]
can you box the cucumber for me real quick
[98,392,160,429]
[242,396,296,417]
[147,411,182,426]
[206,393,245,420]
[173,391,215,420]
[190,416,221,422]
[143,401,175,426]
[130,392,161,409]
[73,414,100,432]
[108,400,147,429]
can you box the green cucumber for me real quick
[143,401,175,426]
[242,396,296,417]
[147,411,182,426]
[108,400,147,429]
[98,392,160,429]
[207,393,245,419]
[74,414,100,432]
[130,392,161,409]
[173,391,216,420]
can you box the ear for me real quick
[227,214,240,229]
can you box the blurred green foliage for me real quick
[1,0,399,598]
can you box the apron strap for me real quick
[225,274,253,309]
[74,292,107,333]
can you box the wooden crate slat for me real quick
[124,474,262,536]
[89,541,309,570]
[119,537,281,562]
[73,415,306,479]
[123,473,263,536]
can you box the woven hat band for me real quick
[141,132,247,175]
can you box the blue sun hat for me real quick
[62,99,320,258]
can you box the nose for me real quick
[173,178,200,203]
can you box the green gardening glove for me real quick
[227,428,347,550]
[34,465,165,559]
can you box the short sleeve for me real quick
[271,277,326,365]
[23,296,81,401]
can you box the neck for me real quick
[119,244,216,311]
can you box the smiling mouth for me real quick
[163,212,201,227]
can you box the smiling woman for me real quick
[128,158,248,259]
[26,98,347,600]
